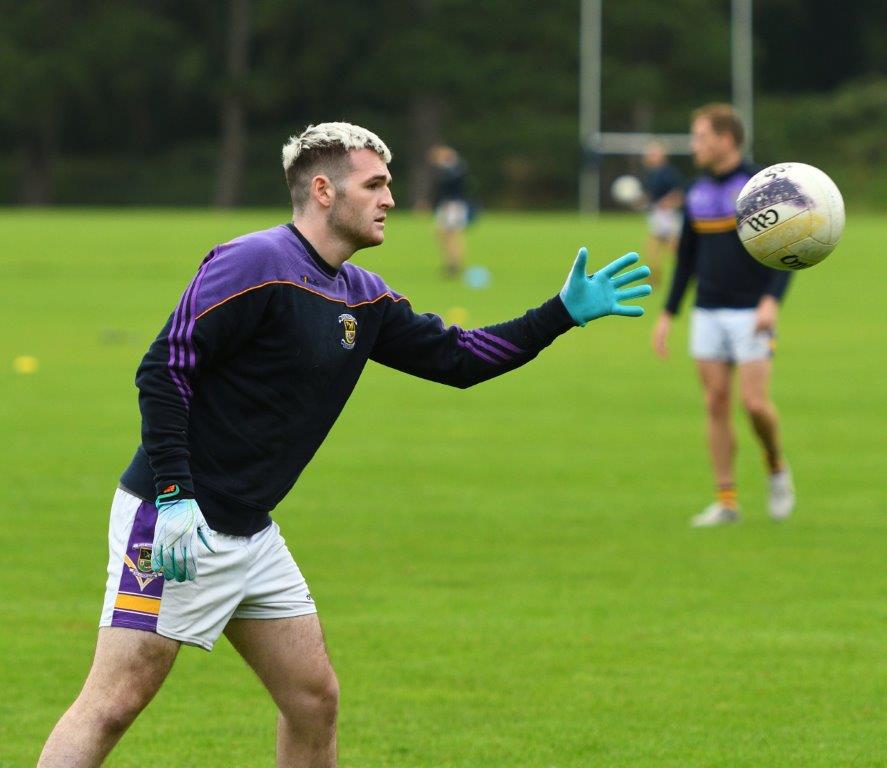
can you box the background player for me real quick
[641,140,684,287]
[38,122,652,767]
[428,144,470,278]
[651,104,796,527]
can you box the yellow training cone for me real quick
[443,307,469,327]
[12,356,39,374]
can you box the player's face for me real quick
[643,144,665,168]
[328,149,395,249]
[691,117,732,170]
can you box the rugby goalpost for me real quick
[579,0,754,212]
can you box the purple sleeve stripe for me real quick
[167,286,193,403]
[456,336,500,365]
[167,369,190,404]
[167,253,214,405]
[168,268,201,389]
[474,329,523,354]
[458,329,512,362]
[184,261,210,370]
[172,274,199,383]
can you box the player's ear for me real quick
[311,174,335,209]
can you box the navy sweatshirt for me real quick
[665,162,791,315]
[120,224,576,535]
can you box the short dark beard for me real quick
[328,192,378,252]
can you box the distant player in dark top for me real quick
[428,144,469,278]
[642,140,684,287]
[652,104,796,528]
[38,122,653,767]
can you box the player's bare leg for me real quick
[224,615,338,768]
[698,360,735,486]
[38,628,179,768]
[738,359,783,470]
[437,228,465,278]
[739,358,795,518]
[644,233,677,289]
[644,234,665,288]
[692,360,740,526]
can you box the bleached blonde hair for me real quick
[282,122,391,171]
[282,122,392,210]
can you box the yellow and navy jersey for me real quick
[664,161,791,314]
[120,224,575,535]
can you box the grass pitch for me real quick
[0,209,884,767]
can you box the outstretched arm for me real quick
[371,248,652,388]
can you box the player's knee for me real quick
[282,669,339,728]
[742,394,769,418]
[320,672,340,721]
[705,389,730,418]
[83,690,147,737]
[94,707,135,738]
[310,670,339,726]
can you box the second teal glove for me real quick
[151,485,215,582]
[559,248,652,326]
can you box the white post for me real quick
[732,0,754,154]
[579,0,602,213]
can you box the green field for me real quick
[1,210,884,767]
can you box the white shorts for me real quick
[648,207,683,240]
[435,200,469,231]
[99,488,316,651]
[690,308,774,364]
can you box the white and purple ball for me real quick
[735,162,845,271]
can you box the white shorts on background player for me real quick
[435,199,469,231]
[690,307,774,364]
[99,487,316,651]
[648,207,682,240]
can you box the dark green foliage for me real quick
[756,78,887,206]
[0,0,883,206]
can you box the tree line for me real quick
[0,0,883,207]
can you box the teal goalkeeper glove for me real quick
[151,485,215,582]
[559,248,652,326]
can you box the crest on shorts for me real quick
[137,546,153,573]
[338,313,357,350]
[124,543,161,591]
